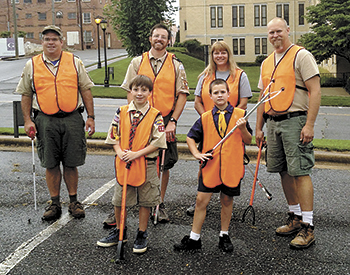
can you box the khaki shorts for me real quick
[266,115,315,176]
[112,161,160,208]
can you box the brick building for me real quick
[0,0,123,50]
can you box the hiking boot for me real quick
[133,229,148,254]
[157,202,170,223]
[42,203,62,221]
[186,202,196,216]
[103,212,116,228]
[276,212,302,236]
[219,234,233,252]
[96,227,128,247]
[174,235,202,251]
[289,222,315,249]
[68,201,85,218]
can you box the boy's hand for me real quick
[193,151,213,162]
[236,118,247,130]
[121,149,139,163]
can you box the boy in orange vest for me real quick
[97,75,166,254]
[174,79,252,252]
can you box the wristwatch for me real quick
[87,115,95,120]
[169,117,177,125]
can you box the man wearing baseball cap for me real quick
[16,25,95,221]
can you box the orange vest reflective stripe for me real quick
[262,45,303,113]
[115,105,160,187]
[201,108,245,188]
[32,52,79,115]
[138,52,176,116]
[201,69,243,112]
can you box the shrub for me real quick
[345,77,350,94]
[255,55,267,65]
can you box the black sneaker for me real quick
[96,227,128,247]
[174,235,202,251]
[219,234,233,252]
[133,229,148,254]
[42,203,62,221]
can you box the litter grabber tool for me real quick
[153,149,166,225]
[244,153,272,201]
[242,142,263,225]
[29,126,37,211]
[116,162,130,263]
[201,81,283,168]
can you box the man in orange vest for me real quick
[17,25,95,221]
[111,23,189,223]
[255,18,321,249]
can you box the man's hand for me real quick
[300,124,314,144]
[85,118,95,136]
[165,121,176,142]
[25,121,36,139]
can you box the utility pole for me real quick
[11,0,18,58]
[52,0,55,25]
[77,0,84,50]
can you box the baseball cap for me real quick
[42,25,63,37]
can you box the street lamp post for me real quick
[100,19,109,87]
[94,17,102,69]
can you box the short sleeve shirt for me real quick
[258,47,319,112]
[105,101,167,158]
[121,51,190,99]
[16,52,94,111]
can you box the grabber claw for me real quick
[116,240,125,263]
[241,205,256,225]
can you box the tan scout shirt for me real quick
[105,101,167,159]
[121,51,190,101]
[258,47,319,112]
[16,52,94,111]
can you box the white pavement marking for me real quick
[0,179,116,275]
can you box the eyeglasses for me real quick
[43,37,60,42]
[152,34,168,40]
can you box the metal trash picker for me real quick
[29,126,37,211]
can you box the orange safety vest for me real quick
[201,69,243,112]
[32,52,79,115]
[262,45,303,113]
[115,105,160,187]
[201,108,245,188]
[137,52,176,116]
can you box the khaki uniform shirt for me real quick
[258,47,319,112]
[121,51,190,105]
[105,101,167,158]
[16,52,94,111]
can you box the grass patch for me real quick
[2,127,349,152]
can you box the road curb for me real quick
[1,136,349,165]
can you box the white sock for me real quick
[220,231,229,237]
[302,211,314,226]
[190,231,201,241]
[289,204,302,216]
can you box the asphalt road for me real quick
[0,150,349,274]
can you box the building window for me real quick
[15,0,19,3]
[254,4,267,27]
[299,3,305,25]
[56,11,63,18]
[38,12,46,20]
[255,37,268,55]
[184,21,187,31]
[25,13,32,19]
[68,12,76,20]
[84,31,92,42]
[54,0,61,2]
[38,0,46,2]
[210,6,223,28]
[233,38,245,55]
[82,0,90,2]
[211,38,224,45]
[26,32,34,39]
[82,13,91,24]
[24,0,32,3]
[276,3,290,25]
[67,0,75,2]
[232,5,244,27]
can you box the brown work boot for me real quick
[68,201,85,218]
[276,212,302,236]
[42,203,62,221]
[289,222,315,249]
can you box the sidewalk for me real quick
[1,135,349,167]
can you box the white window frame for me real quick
[232,5,245,28]
[210,6,223,28]
[82,13,91,24]
[254,4,267,27]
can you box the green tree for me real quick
[105,0,176,57]
[298,0,350,63]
